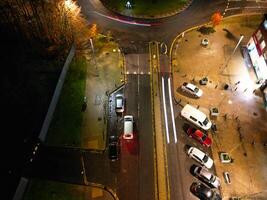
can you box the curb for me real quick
[100,0,193,19]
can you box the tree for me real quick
[89,23,97,39]
[211,12,223,27]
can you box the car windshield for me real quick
[203,155,209,162]
[202,134,207,141]
[194,87,199,92]
[210,175,215,182]
[203,117,209,126]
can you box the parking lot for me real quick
[171,15,267,199]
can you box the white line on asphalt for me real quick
[225,7,241,11]
[137,55,140,118]
[162,77,170,144]
[94,11,151,26]
[168,78,177,144]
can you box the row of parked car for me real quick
[180,82,222,200]
[109,93,135,161]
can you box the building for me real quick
[247,14,267,110]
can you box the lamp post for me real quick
[221,34,244,73]
[90,38,98,76]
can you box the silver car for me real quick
[193,165,221,188]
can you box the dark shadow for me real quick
[189,164,198,175]
[176,87,200,99]
[182,123,191,132]
[222,28,239,42]
[109,157,121,173]
[184,144,191,153]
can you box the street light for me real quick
[89,38,98,76]
[221,34,244,73]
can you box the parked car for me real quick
[190,182,222,200]
[181,104,212,131]
[108,136,120,161]
[123,115,134,140]
[187,127,212,147]
[115,94,124,113]
[187,147,213,169]
[193,165,221,188]
[181,82,203,97]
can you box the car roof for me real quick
[197,183,213,197]
[191,147,205,158]
[199,167,213,179]
[181,104,207,121]
[186,83,197,90]
[194,129,204,136]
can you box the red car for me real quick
[187,127,212,147]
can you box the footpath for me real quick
[171,15,267,199]
[81,36,124,150]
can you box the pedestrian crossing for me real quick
[126,71,151,75]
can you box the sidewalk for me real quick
[81,36,124,150]
[171,15,267,199]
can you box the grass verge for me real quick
[24,179,102,200]
[103,0,188,17]
[46,57,87,146]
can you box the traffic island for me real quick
[100,0,192,19]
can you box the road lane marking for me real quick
[94,11,151,26]
[162,77,170,144]
[225,7,241,11]
[168,78,177,144]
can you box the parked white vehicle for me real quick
[115,94,124,113]
[181,104,212,131]
[181,82,203,97]
[123,115,133,140]
[193,165,221,188]
[187,147,213,169]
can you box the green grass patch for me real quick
[24,179,91,200]
[104,0,188,16]
[46,57,87,146]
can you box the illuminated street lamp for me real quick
[125,1,132,9]
[221,34,244,73]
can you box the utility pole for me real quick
[221,34,244,73]
[90,38,98,76]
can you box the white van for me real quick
[123,115,133,139]
[181,104,212,130]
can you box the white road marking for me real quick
[94,11,151,26]
[168,78,177,144]
[225,7,241,11]
[162,77,170,144]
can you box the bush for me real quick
[197,26,216,35]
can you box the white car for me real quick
[123,115,133,140]
[181,104,212,131]
[181,82,203,97]
[187,147,213,169]
[193,165,221,188]
[115,94,124,113]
